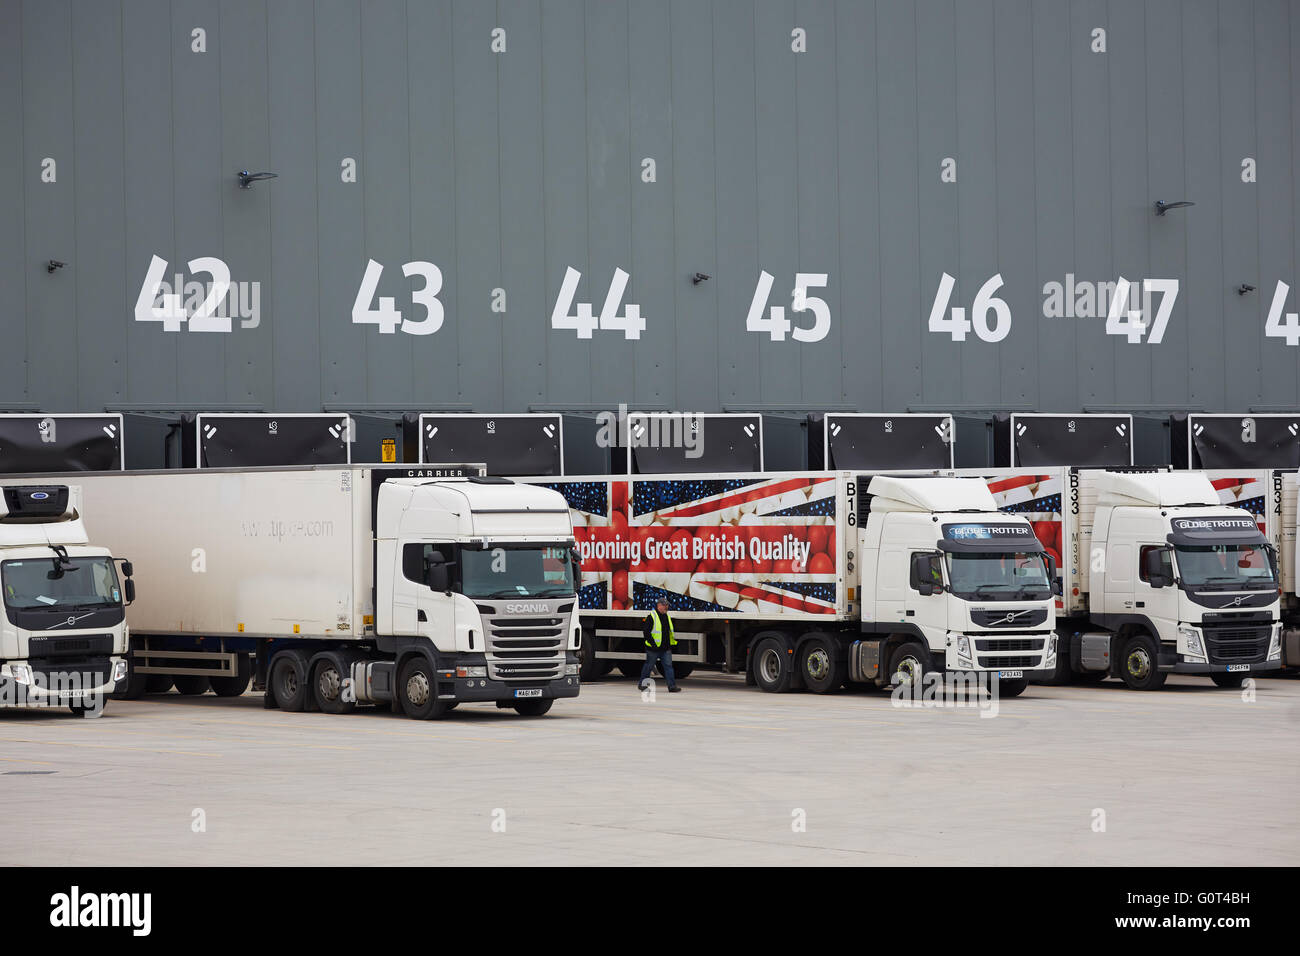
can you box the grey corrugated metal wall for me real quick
[1,0,1297,415]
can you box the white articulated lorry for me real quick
[527,471,1056,696]
[969,468,1284,689]
[0,484,134,716]
[3,467,582,719]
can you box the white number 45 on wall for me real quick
[746,272,830,342]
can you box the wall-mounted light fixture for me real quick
[46,259,65,273]
[1153,199,1195,216]
[692,272,710,285]
[237,170,279,189]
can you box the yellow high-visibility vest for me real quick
[646,612,676,648]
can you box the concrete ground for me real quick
[1,672,1296,866]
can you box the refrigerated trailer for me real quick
[1,466,582,719]
[969,467,1284,688]
[528,471,1056,696]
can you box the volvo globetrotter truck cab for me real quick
[856,476,1058,697]
[1078,472,1283,689]
[0,485,132,716]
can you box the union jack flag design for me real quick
[540,475,841,617]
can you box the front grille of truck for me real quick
[971,608,1049,628]
[474,603,568,681]
[27,656,113,689]
[977,654,1039,668]
[1203,625,1271,664]
[974,637,1045,652]
[26,634,115,658]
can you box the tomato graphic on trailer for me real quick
[540,475,842,618]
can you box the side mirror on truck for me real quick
[124,578,136,605]
[1047,555,1062,596]
[424,550,452,593]
[910,553,942,596]
[1143,547,1172,589]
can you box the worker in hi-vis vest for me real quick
[639,598,682,692]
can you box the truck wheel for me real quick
[398,657,448,720]
[270,656,308,712]
[210,655,252,698]
[617,662,644,680]
[669,662,693,679]
[514,698,553,717]
[998,677,1029,698]
[172,675,211,696]
[1119,634,1167,690]
[799,636,845,694]
[578,640,605,681]
[888,641,932,689]
[751,637,794,693]
[1211,672,1247,688]
[145,674,174,695]
[312,659,356,714]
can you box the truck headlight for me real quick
[112,660,129,682]
[455,665,487,678]
[957,636,971,657]
[1268,626,1282,661]
[10,664,31,686]
[1044,634,1057,667]
[565,663,580,676]
[1178,626,1203,654]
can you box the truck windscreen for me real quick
[460,546,576,599]
[2,557,121,610]
[1174,545,1277,590]
[946,552,1051,600]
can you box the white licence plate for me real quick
[514,688,543,698]
[998,670,1024,679]
[1227,664,1250,673]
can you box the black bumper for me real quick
[446,674,581,703]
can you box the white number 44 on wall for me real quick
[550,267,645,340]
[746,272,830,342]
[1264,280,1300,346]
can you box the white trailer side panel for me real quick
[5,468,371,640]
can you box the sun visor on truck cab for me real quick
[1166,516,1268,547]
[937,522,1045,553]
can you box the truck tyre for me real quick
[210,655,252,698]
[668,662,693,679]
[1119,634,1167,690]
[799,636,845,694]
[514,698,554,717]
[145,674,174,695]
[617,661,644,680]
[1211,672,1247,688]
[312,659,356,714]
[398,657,448,720]
[172,675,211,696]
[998,677,1029,698]
[751,637,794,693]
[887,641,932,689]
[270,656,308,712]
[578,639,604,681]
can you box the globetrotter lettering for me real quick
[578,533,812,567]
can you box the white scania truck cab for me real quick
[1070,471,1283,689]
[0,485,133,717]
[854,476,1058,697]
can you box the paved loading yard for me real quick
[1,674,1296,866]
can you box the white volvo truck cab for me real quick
[0,485,133,717]
[855,476,1058,697]
[1075,472,1283,689]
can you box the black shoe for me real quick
[668,686,682,693]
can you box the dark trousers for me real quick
[639,646,677,689]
